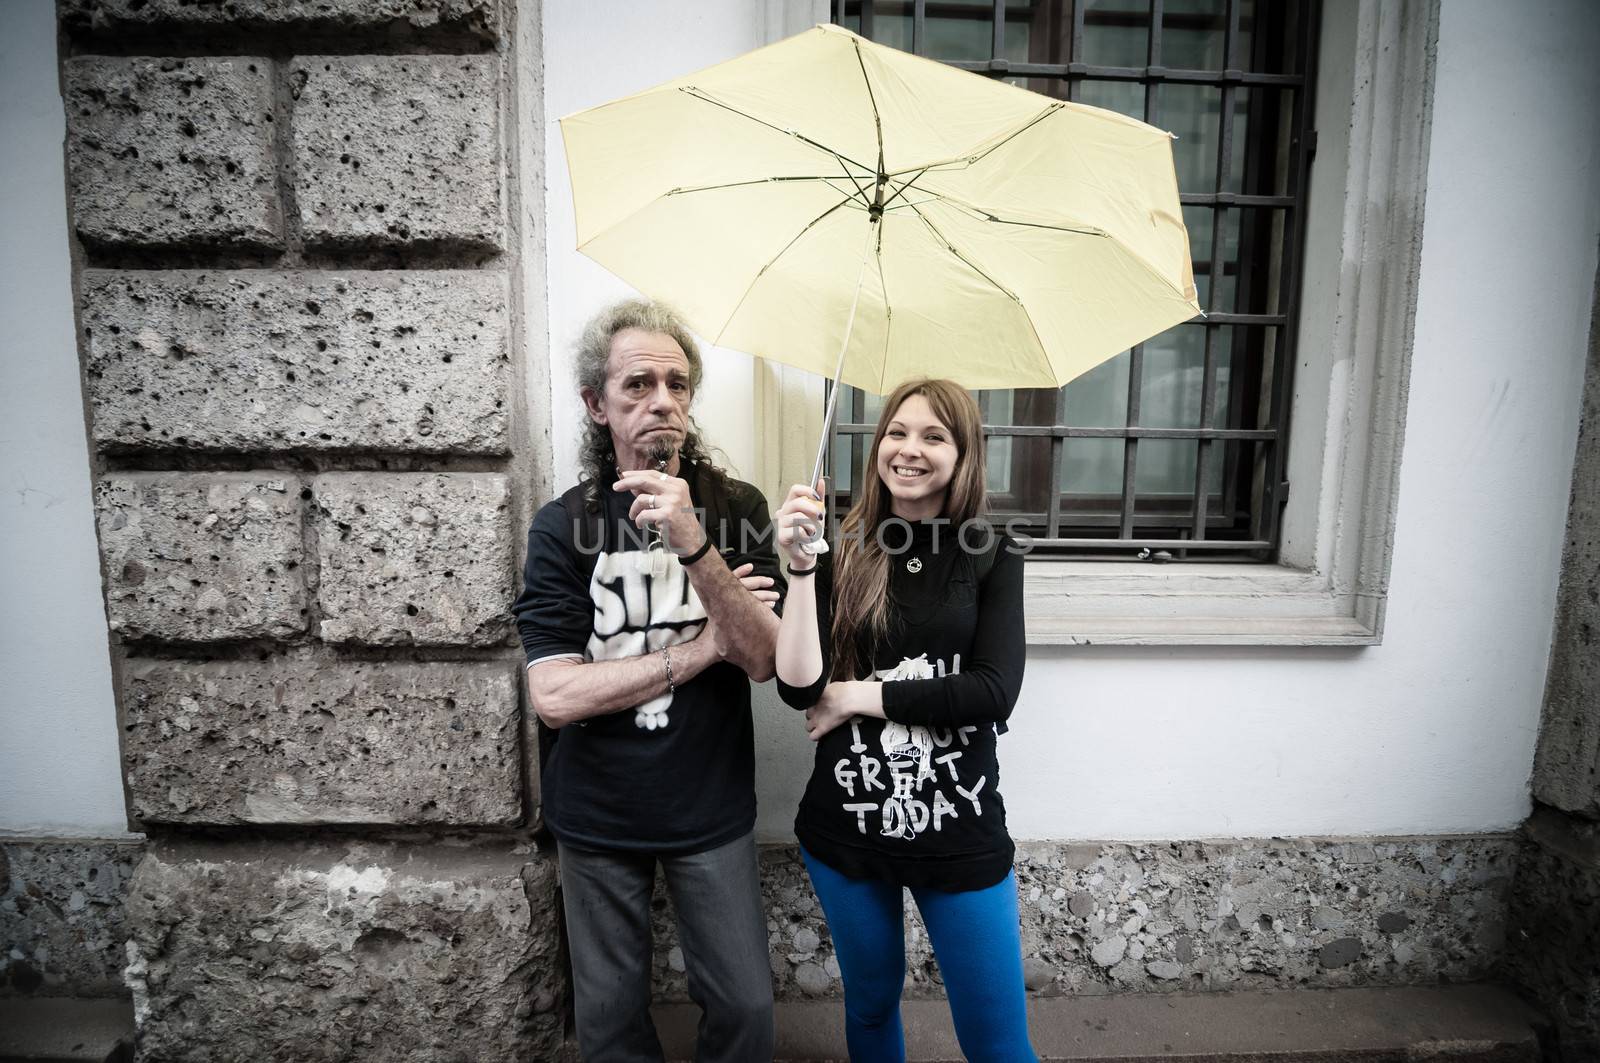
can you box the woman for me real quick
[774,378,1035,1063]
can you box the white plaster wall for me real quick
[985,0,1598,840]
[543,0,1600,843]
[542,0,776,486]
[0,0,133,838]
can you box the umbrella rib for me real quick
[898,206,1058,390]
[679,86,875,177]
[958,102,1066,169]
[879,167,932,212]
[979,215,1105,237]
[712,193,857,345]
[903,198,1019,304]
[983,215,1196,306]
[832,156,874,208]
[884,102,1065,178]
[932,194,1106,238]
[851,41,887,179]
[665,175,856,197]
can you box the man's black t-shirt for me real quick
[777,519,1026,891]
[511,462,782,852]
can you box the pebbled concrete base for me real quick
[0,840,143,998]
[653,983,1543,1063]
[657,836,1519,1003]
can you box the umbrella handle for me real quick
[798,217,878,557]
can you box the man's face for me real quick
[583,328,694,467]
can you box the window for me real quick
[754,0,1430,643]
[827,0,1319,561]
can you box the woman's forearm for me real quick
[776,570,825,688]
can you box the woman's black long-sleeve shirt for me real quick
[777,519,1026,891]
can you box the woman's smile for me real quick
[876,394,958,519]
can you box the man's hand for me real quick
[614,468,705,555]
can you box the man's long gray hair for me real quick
[576,299,726,510]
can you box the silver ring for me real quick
[643,493,655,508]
[658,471,669,483]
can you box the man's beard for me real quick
[646,438,676,469]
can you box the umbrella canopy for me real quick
[560,22,1201,396]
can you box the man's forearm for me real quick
[683,553,779,680]
[526,634,719,729]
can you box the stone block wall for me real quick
[1506,260,1600,1059]
[53,0,561,1057]
[124,837,561,1063]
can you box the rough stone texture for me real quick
[291,56,503,253]
[1004,837,1515,997]
[97,475,306,642]
[124,838,562,1062]
[59,0,501,44]
[122,657,521,826]
[1,840,144,998]
[81,270,511,456]
[65,57,280,252]
[312,473,511,646]
[657,836,1518,1003]
[1531,268,1600,818]
[1504,808,1600,1058]
[1506,273,1600,1060]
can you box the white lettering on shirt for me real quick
[586,549,706,730]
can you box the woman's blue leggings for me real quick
[801,847,1038,1063]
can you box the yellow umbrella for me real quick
[561,22,1200,498]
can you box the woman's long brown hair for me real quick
[829,378,988,681]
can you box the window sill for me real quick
[1022,558,1380,646]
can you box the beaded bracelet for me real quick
[661,645,676,693]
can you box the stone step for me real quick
[652,982,1543,1062]
[0,997,134,1063]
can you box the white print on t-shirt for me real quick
[586,548,706,730]
[833,654,986,840]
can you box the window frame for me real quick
[755,0,1436,645]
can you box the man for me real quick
[511,299,782,1062]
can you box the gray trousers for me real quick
[558,831,775,1063]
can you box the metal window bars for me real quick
[828,0,1321,561]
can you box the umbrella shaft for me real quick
[809,217,879,492]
